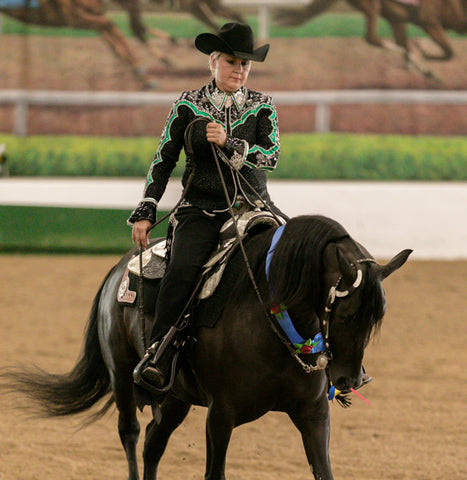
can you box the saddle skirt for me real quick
[122,210,283,304]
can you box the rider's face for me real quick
[212,54,251,93]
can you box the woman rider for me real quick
[129,22,284,391]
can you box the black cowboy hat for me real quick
[195,22,269,62]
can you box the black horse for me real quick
[0,214,411,480]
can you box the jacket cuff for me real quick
[222,137,249,170]
[127,199,157,226]
[224,135,246,154]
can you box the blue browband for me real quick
[265,225,325,355]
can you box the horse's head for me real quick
[267,215,412,392]
[322,241,412,392]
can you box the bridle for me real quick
[316,257,377,374]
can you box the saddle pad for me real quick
[117,265,160,312]
[128,239,167,279]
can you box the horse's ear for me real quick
[380,249,413,280]
[336,246,355,286]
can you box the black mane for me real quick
[268,215,349,313]
[353,263,386,337]
[199,215,385,337]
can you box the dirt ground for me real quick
[0,36,466,135]
[0,255,465,479]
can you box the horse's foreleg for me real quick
[386,21,441,81]
[212,4,245,24]
[71,9,157,88]
[382,19,412,56]
[99,27,158,89]
[289,403,333,480]
[142,396,191,480]
[113,0,148,44]
[416,23,454,60]
[361,0,384,46]
[188,2,220,31]
[205,403,233,480]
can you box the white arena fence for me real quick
[1,89,466,136]
[1,178,466,259]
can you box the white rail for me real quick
[1,178,466,259]
[1,89,466,136]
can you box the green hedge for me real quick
[1,133,466,180]
[276,134,467,180]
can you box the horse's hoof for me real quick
[365,34,384,47]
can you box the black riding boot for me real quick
[133,327,184,392]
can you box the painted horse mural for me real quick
[0,0,248,87]
[275,0,466,78]
[0,0,164,87]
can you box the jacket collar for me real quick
[206,79,248,111]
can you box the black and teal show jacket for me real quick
[128,79,280,224]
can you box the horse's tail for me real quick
[0,267,116,423]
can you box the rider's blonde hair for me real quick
[209,51,222,77]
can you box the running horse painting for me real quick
[0,214,411,479]
[168,0,245,31]
[276,0,466,78]
[0,0,167,88]
[0,0,247,87]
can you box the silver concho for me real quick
[229,152,244,170]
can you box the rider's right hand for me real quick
[132,219,153,249]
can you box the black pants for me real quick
[149,206,230,342]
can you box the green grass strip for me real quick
[0,205,169,254]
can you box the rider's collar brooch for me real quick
[206,81,248,111]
